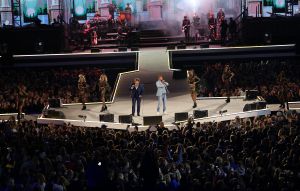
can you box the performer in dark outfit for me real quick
[188,69,200,108]
[222,65,235,103]
[16,84,27,123]
[108,3,116,20]
[99,73,109,112]
[208,13,216,41]
[78,74,87,110]
[182,16,191,42]
[130,78,144,116]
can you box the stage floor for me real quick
[48,95,258,125]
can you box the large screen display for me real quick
[273,0,286,12]
[22,0,47,22]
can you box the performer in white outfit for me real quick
[156,75,169,114]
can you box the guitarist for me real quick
[182,16,191,42]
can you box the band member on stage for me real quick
[182,16,191,42]
[222,65,234,103]
[208,13,216,41]
[99,73,109,112]
[78,74,87,110]
[130,78,144,116]
[108,3,116,20]
[217,8,225,23]
[156,75,169,115]
[16,84,27,123]
[125,3,132,26]
[188,69,200,108]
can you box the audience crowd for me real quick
[197,59,300,103]
[0,67,118,114]
[0,111,299,191]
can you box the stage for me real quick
[36,46,300,129]
[38,96,271,130]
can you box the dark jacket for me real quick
[130,84,144,98]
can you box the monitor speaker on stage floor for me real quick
[245,90,259,100]
[119,115,132,124]
[118,47,127,52]
[243,103,257,112]
[99,114,114,122]
[167,45,176,50]
[177,44,186,49]
[200,43,209,48]
[45,110,65,119]
[256,101,267,110]
[243,101,266,112]
[193,110,208,119]
[175,112,188,122]
[143,116,162,126]
[91,48,101,53]
[131,47,139,51]
[48,98,62,108]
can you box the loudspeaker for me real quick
[200,43,209,48]
[118,47,127,52]
[48,98,62,108]
[243,102,258,112]
[193,110,208,119]
[175,112,188,122]
[45,110,65,119]
[119,115,132,124]
[143,116,162,126]
[175,112,189,121]
[177,44,186,49]
[99,114,114,122]
[167,45,176,50]
[91,48,101,53]
[131,47,139,51]
[245,90,259,100]
[256,101,267,110]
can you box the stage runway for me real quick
[51,96,257,125]
[40,49,271,127]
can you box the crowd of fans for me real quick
[196,59,300,103]
[0,110,299,191]
[0,67,120,114]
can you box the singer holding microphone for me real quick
[130,78,144,116]
[156,75,169,115]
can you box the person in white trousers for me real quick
[156,75,169,114]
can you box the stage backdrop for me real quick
[22,0,48,22]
